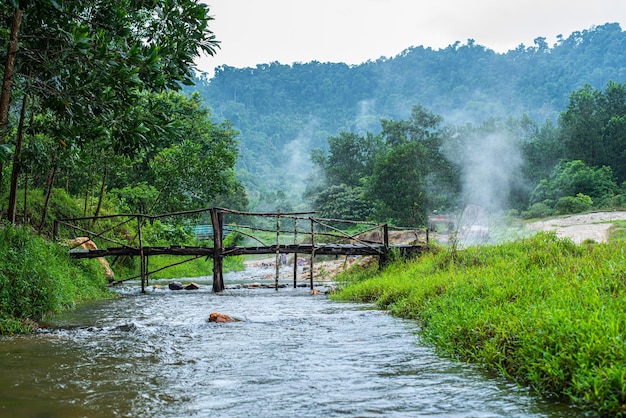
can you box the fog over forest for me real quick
[192,22,626,225]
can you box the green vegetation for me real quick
[308,81,626,227]
[0,223,111,334]
[197,23,626,209]
[333,233,626,415]
[0,3,248,334]
[135,254,244,281]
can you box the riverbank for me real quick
[0,224,112,334]
[333,231,626,416]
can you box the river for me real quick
[0,266,579,417]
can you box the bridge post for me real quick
[138,215,146,293]
[274,210,280,291]
[211,208,224,292]
[309,218,315,290]
[293,218,298,288]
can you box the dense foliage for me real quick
[334,233,626,416]
[195,23,626,209]
[0,1,246,231]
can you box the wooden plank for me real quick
[69,243,424,259]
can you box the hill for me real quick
[191,23,626,209]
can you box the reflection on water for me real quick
[0,268,579,417]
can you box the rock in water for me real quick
[208,312,234,323]
[168,281,184,290]
[184,282,200,290]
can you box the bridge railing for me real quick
[55,207,424,293]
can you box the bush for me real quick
[554,193,593,214]
[522,201,554,219]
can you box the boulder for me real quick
[208,312,234,323]
[183,282,200,290]
[168,281,184,290]
[66,237,115,282]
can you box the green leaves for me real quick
[0,143,12,164]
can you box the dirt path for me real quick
[526,211,626,244]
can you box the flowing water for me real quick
[0,267,579,417]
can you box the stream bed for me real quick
[0,267,579,417]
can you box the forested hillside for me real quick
[194,23,626,211]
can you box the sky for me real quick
[196,0,626,77]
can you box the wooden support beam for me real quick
[211,208,224,292]
[275,211,280,291]
[138,215,146,293]
[293,218,298,288]
[379,223,390,269]
[310,218,315,290]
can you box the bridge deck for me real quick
[70,243,425,259]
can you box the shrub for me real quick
[554,193,593,214]
[522,201,554,219]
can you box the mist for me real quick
[460,131,523,213]
[445,129,525,245]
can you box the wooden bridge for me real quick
[54,207,426,293]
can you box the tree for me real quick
[366,105,453,226]
[316,131,383,188]
[0,0,219,224]
[530,160,619,205]
[114,92,243,214]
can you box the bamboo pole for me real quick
[309,218,315,290]
[275,211,280,291]
[293,218,298,288]
[138,215,145,293]
[380,223,389,269]
[211,208,224,292]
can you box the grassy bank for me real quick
[0,223,112,334]
[333,232,626,416]
[124,254,245,281]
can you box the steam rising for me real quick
[281,119,319,196]
[460,132,523,214]
[450,131,524,245]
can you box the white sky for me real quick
[197,0,626,77]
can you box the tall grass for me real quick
[0,223,112,334]
[333,232,626,415]
[140,254,245,281]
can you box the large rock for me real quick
[208,312,234,323]
[168,281,184,290]
[66,237,115,282]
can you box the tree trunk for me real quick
[7,92,28,224]
[39,157,57,233]
[0,7,23,196]
[92,162,107,225]
[83,178,90,216]
[23,172,28,224]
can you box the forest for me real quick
[195,22,626,226]
[0,1,247,239]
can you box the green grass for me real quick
[608,220,626,243]
[0,223,112,334]
[142,254,245,280]
[333,232,626,416]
